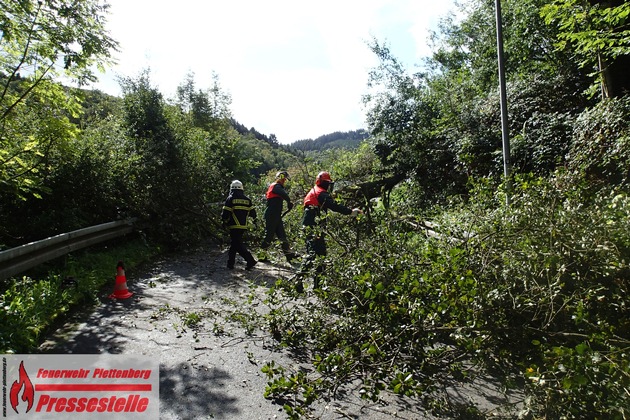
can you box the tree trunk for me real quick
[591,0,630,98]
[336,173,407,208]
[602,54,630,98]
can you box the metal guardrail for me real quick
[0,219,136,280]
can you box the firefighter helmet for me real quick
[315,171,332,186]
[230,180,243,190]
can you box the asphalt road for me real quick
[40,246,517,419]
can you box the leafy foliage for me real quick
[541,0,630,97]
[0,239,159,353]
[262,169,630,418]
[117,70,256,247]
[0,79,80,200]
[363,0,595,206]
[0,66,268,248]
[0,0,118,202]
[567,95,630,186]
[261,95,630,419]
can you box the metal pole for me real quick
[495,0,511,204]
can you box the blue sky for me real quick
[90,0,457,144]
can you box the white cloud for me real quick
[91,0,456,143]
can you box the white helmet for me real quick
[230,180,243,190]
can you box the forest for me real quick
[289,129,370,151]
[1,0,629,418]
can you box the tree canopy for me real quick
[0,0,118,202]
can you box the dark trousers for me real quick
[228,229,255,267]
[262,211,293,257]
[298,231,326,289]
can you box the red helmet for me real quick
[315,171,332,186]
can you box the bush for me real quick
[0,239,160,353]
[262,174,630,418]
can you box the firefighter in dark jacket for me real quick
[259,171,298,263]
[221,180,258,270]
[297,171,361,292]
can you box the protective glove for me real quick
[351,208,363,217]
[287,202,294,211]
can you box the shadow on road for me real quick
[39,246,289,419]
[159,362,239,419]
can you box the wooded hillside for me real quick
[289,129,369,151]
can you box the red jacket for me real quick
[302,185,351,226]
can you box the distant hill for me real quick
[231,118,280,148]
[288,129,369,151]
[229,119,369,153]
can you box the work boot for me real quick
[287,273,305,294]
[246,260,258,270]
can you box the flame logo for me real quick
[10,360,35,414]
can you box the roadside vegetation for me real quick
[1,0,629,418]
[0,238,160,353]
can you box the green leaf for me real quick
[575,343,588,355]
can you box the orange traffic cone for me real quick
[109,261,133,299]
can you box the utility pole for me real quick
[495,0,511,204]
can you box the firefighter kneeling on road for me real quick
[221,180,258,270]
[296,171,361,293]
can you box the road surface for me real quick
[40,246,517,419]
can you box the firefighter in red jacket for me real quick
[221,180,257,270]
[297,171,361,292]
[259,171,298,263]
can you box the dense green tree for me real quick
[364,0,595,207]
[116,70,266,246]
[120,70,201,245]
[176,71,232,130]
[567,95,630,186]
[0,80,83,244]
[425,0,591,175]
[541,0,630,98]
[173,72,261,185]
[364,40,464,205]
[0,0,118,199]
[22,112,131,238]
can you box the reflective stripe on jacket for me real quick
[221,191,256,230]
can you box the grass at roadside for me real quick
[0,236,161,353]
